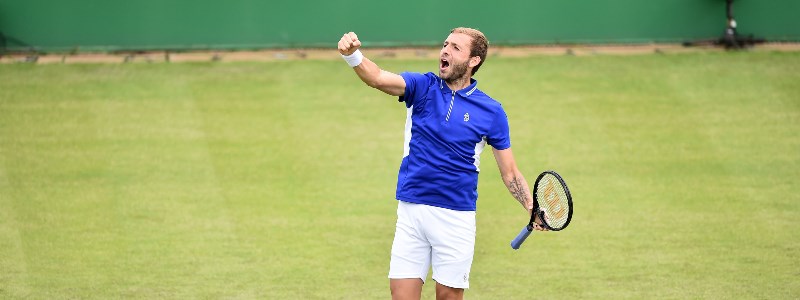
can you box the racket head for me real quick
[532,171,573,231]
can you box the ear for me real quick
[469,56,481,68]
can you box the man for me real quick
[337,28,545,300]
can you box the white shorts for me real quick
[388,201,476,289]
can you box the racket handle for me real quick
[510,225,533,250]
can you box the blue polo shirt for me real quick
[396,72,511,211]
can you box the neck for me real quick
[444,76,471,91]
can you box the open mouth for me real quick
[440,58,450,70]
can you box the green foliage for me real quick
[0,52,798,299]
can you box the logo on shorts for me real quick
[463,273,469,282]
[463,113,470,122]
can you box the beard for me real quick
[440,59,470,83]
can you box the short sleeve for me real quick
[487,106,511,150]
[397,72,429,108]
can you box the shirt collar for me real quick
[439,77,479,97]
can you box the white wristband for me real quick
[341,49,363,67]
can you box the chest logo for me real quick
[463,113,470,122]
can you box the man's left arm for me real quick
[492,147,546,230]
[492,147,533,212]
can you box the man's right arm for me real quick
[338,32,406,97]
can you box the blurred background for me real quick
[1,0,799,53]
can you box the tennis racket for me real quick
[510,170,573,250]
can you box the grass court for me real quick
[1,50,798,298]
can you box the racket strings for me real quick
[536,174,570,229]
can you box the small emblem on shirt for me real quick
[463,113,470,122]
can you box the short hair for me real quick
[450,27,489,75]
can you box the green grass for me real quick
[1,51,798,299]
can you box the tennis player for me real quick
[338,28,545,300]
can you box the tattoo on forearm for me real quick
[507,176,528,206]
